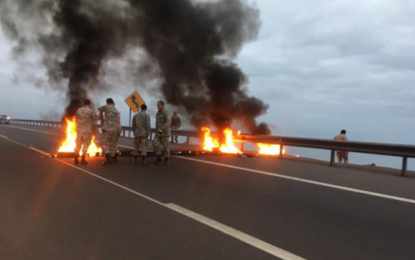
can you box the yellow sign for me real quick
[125,91,145,113]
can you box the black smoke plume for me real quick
[0,0,271,134]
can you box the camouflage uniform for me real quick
[75,106,98,155]
[98,104,121,157]
[170,114,181,143]
[154,109,171,158]
[132,110,151,156]
[334,133,349,163]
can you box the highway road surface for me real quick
[1,124,415,260]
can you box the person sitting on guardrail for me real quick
[170,112,181,143]
[132,104,151,165]
[334,130,348,164]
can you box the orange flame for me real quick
[201,127,220,151]
[219,128,242,154]
[201,127,242,154]
[257,143,285,156]
[58,117,102,156]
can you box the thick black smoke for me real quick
[0,0,271,134]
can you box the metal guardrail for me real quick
[237,135,415,176]
[8,119,415,176]
[9,119,62,128]
[9,119,198,146]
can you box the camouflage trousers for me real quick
[134,137,148,156]
[336,151,349,163]
[101,130,119,156]
[75,132,92,155]
[153,135,170,158]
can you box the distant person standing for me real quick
[170,111,181,143]
[334,129,348,164]
[74,99,98,165]
[98,98,121,165]
[153,101,171,165]
[132,104,151,165]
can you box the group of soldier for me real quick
[73,98,173,166]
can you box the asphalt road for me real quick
[1,124,415,260]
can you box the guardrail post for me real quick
[330,150,335,166]
[402,157,408,177]
[279,144,283,159]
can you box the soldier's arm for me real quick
[98,106,105,126]
[161,112,171,131]
[117,112,122,134]
[97,106,106,113]
[146,114,151,137]
[98,112,104,127]
[178,117,182,127]
[132,115,137,132]
[89,109,99,122]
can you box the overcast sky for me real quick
[1,0,414,167]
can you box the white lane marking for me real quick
[176,156,415,205]
[116,144,415,205]
[30,147,52,156]
[166,203,304,260]
[0,134,305,260]
[2,125,61,136]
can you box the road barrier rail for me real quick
[237,135,415,176]
[8,119,415,176]
[8,119,199,145]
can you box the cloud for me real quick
[1,0,415,148]
[233,0,415,144]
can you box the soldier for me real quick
[74,99,98,165]
[334,129,349,164]
[153,100,171,165]
[132,104,151,164]
[170,111,181,143]
[98,98,121,165]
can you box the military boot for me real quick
[74,156,80,165]
[153,155,162,165]
[142,156,147,165]
[81,156,88,165]
[164,158,169,166]
[102,153,113,166]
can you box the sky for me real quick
[0,0,414,169]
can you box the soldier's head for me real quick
[341,130,347,135]
[141,104,147,111]
[173,112,177,116]
[157,101,165,111]
[84,99,91,107]
[106,98,115,106]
